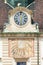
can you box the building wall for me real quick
[34,0,43,31]
[0,38,3,65]
[0,37,41,65]
[0,0,8,30]
[0,0,43,32]
[3,11,39,32]
[39,38,43,65]
[2,38,12,65]
[31,37,41,65]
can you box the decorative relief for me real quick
[8,38,34,58]
[3,7,39,32]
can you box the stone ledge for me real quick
[0,33,43,37]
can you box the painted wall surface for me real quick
[8,39,34,58]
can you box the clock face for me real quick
[14,11,28,26]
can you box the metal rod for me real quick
[26,1,35,8]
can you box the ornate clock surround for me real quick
[9,7,33,16]
[3,7,38,32]
[8,7,33,28]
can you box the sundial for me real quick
[8,39,34,59]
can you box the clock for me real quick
[14,11,28,26]
[8,7,33,29]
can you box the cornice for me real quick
[0,32,43,37]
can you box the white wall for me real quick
[12,58,16,65]
[0,37,43,65]
[12,58,31,65]
[39,38,43,65]
[27,58,31,65]
[0,39,3,65]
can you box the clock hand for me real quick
[20,15,22,25]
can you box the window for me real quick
[17,62,26,65]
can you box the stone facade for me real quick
[0,33,42,65]
[0,0,43,32]
[0,0,43,65]
[3,7,39,32]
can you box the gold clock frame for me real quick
[8,7,33,28]
[8,7,33,16]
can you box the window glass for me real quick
[17,62,26,65]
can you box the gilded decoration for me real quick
[8,7,33,16]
